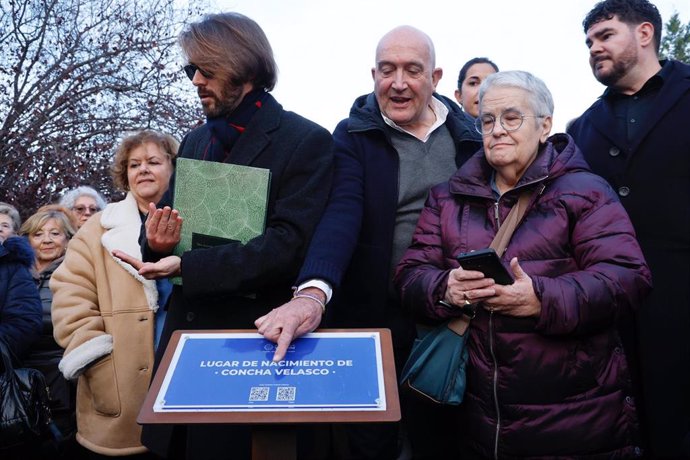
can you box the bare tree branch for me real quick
[0,0,205,219]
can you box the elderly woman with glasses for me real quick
[395,71,651,458]
[59,186,107,229]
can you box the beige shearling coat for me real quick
[51,193,158,456]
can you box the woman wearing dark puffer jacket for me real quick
[396,71,652,459]
[0,203,42,360]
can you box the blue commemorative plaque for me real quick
[153,332,386,412]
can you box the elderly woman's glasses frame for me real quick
[183,64,214,81]
[72,206,99,216]
[475,111,546,136]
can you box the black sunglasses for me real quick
[183,64,213,80]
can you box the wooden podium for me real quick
[137,329,400,460]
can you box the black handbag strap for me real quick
[448,187,536,334]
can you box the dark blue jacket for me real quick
[297,92,481,347]
[0,237,42,359]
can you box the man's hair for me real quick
[111,130,179,192]
[0,202,21,232]
[479,70,554,118]
[179,12,277,91]
[59,185,107,211]
[457,57,499,90]
[583,0,662,53]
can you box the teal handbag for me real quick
[400,317,470,405]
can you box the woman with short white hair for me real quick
[59,186,107,229]
[396,70,651,458]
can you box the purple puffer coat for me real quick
[395,133,652,459]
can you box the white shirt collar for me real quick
[381,96,449,142]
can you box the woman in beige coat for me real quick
[51,130,178,457]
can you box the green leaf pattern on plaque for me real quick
[173,158,270,257]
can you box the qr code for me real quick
[249,387,269,401]
[276,386,296,402]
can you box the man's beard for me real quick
[592,42,638,88]
[200,83,246,118]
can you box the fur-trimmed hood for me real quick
[0,236,35,268]
[0,235,42,359]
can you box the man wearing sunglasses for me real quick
[126,11,333,460]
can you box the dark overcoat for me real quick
[296,92,481,354]
[568,60,690,458]
[142,93,333,459]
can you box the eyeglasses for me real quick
[475,110,546,135]
[72,205,99,215]
[183,64,214,81]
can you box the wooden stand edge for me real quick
[137,328,401,425]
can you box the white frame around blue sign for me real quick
[153,331,386,413]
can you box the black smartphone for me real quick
[456,248,514,285]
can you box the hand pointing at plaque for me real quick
[255,288,325,361]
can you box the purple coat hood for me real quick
[396,133,651,458]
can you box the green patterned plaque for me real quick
[172,158,270,284]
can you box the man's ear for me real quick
[454,89,463,106]
[432,67,443,90]
[637,21,656,50]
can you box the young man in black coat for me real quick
[568,1,690,458]
[116,12,333,460]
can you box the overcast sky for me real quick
[207,0,689,133]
